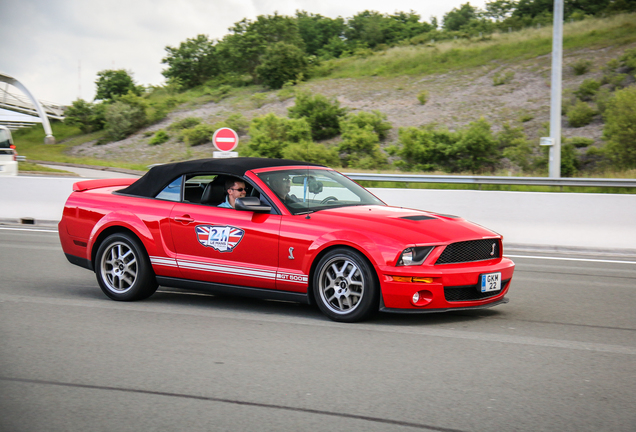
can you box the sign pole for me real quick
[549,0,563,178]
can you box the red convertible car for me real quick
[59,158,515,322]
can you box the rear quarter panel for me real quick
[59,187,178,276]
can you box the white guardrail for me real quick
[345,173,636,188]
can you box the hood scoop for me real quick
[400,215,436,221]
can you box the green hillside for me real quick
[14,11,636,180]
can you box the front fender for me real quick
[304,229,402,275]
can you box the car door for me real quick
[169,178,281,290]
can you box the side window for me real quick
[155,176,182,201]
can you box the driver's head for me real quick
[269,173,291,197]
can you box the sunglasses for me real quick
[230,188,246,192]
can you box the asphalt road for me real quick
[0,227,635,432]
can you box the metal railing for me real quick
[344,173,636,188]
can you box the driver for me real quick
[269,173,299,204]
[218,179,247,209]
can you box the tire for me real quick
[95,233,158,301]
[312,248,379,322]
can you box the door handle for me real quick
[174,215,194,224]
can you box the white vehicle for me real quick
[0,126,18,176]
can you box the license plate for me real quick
[480,272,501,293]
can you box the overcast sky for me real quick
[0,0,487,106]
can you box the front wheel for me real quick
[313,248,379,322]
[95,233,157,301]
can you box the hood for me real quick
[308,205,500,246]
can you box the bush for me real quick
[64,99,96,134]
[451,118,499,173]
[566,137,594,148]
[104,100,147,141]
[493,70,514,86]
[282,142,340,166]
[169,117,201,130]
[595,87,614,116]
[574,79,601,101]
[225,113,249,135]
[251,93,268,108]
[417,90,429,105]
[205,84,232,102]
[182,124,215,146]
[567,101,596,127]
[393,125,461,172]
[256,42,308,89]
[288,91,347,140]
[619,48,636,71]
[149,130,170,145]
[502,139,534,172]
[338,124,388,169]
[571,59,592,75]
[244,113,312,158]
[340,111,392,141]
[393,119,499,173]
[560,143,579,177]
[603,86,636,169]
[277,83,296,101]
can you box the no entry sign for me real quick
[212,127,239,152]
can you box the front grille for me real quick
[436,239,501,264]
[444,280,510,302]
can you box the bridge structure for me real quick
[0,72,64,144]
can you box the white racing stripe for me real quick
[150,256,308,285]
[506,254,636,265]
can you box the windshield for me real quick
[0,128,13,149]
[257,168,385,215]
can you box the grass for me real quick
[12,122,149,171]
[18,162,75,174]
[322,14,636,79]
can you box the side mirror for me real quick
[235,197,271,213]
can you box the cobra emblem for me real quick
[490,243,496,256]
[288,247,295,260]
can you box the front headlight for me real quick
[397,246,434,266]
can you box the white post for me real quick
[549,0,563,178]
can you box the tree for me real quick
[256,42,308,89]
[161,34,218,89]
[216,13,305,79]
[95,69,139,101]
[295,11,346,56]
[288,92,347,140]
[443,3,478,31]
[64,99,95,133]
[484,0,518,21]
[603,86,636,169]
[345,10,386,49]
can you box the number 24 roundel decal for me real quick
[195,225,244,252]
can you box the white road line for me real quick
[506,254,636,265]
[0,227,58,233]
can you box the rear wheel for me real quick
[313,248,379,322]
[95,233,157,301]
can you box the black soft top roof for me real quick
[119,157,323,197]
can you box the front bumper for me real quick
[377,257,515,311]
